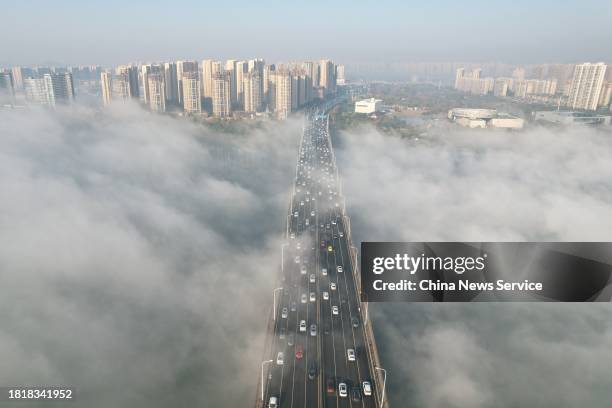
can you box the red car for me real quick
[295,345,303,360]
[326,377,335,394]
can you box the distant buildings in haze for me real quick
[454,62,610,112]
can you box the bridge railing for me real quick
[325,112,389,408]
[255,118,307,408]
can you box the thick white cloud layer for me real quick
[0,104,300,407]
[335,125,612,408]
[2,104,612,407]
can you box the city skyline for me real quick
[2,0,612,67]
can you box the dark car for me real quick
[351,387,362,402]
[308,362,317,380]
[351,317,360,328]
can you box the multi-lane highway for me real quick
[258,105,387,408]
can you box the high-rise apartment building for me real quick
[212,71,231,118]
[24,78,52,106]
[274,68,292,120]
[181,72,201,114]
[493,78,512,96]
[11,67,23,89]
[567,62,608,111]
[599,82,612,108]
[225,60,237,106]
[318,59,336,94]
[164,62,179,106]
[140,65,152,104]
[202,60,222,109]
[455,68,493,95]
[100,71,113,106]
[248,59,265,74]
[116,65,139,99]
[512,67,526,81]
[235,61,248,108]
[514,79,557,98]
[336,65,345,85]
[243,72,262,113]
[0,71,15,104]
[263,64,273,109]
[304,62,319,91]
[176,61,198,106]
[147,73,166,112]
[23,73,74,107]
[47,73,75,104]
[112,72,131,101]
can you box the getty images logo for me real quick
[372,253,487,275]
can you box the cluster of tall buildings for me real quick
[1,60,344,119]
[454,62,611,111]
[454,68,495,95]
[1,67,80,107]
[99,58,344,119]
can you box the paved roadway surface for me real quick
[261,106,382,408]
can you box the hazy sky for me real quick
[2,0,612,67]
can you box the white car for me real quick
[309,292,316,302]
[290,233,295,239]
[305,219,309,226]
[338,382,348,398]
[323,291,329,300]
[330,282,337,291]
[269,396,278,408]
[339,232,344,237]
[362,381,372,396]
[301,293,307,303]
[321,268,327,276]
[281,307,288,319]
[331,220,336,225]
[347,348,355,361]
[332,305,339,315]
[309,274,316,283]
[295,256,300,264]
[294,211,298,218]
[277,352,284,365]
[310,324,317,337]
[300,201,304,206]
[300,265,307,275]
[299,320,307,332]
[337,265,343,273]
[310,210,315,217]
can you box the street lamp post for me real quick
[281,243,289,274]
[261,359,273,400]
[362,292,369,326]
[273,287,283,321]
[375,366,387,407]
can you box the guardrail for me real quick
[325,112,389,408]
[255,122,306,408]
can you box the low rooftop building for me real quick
[534,110,612,126]
[448,108,524,129]
[355,98,383,114]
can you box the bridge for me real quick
[256,103,388,408]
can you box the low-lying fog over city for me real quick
[1,1,612,407]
